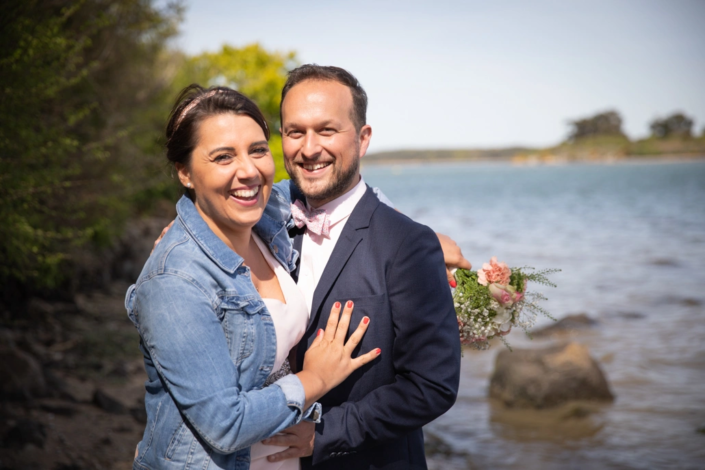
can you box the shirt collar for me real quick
[176,195,244,273]
[308,176,367,226]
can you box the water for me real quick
[362,159,705,469]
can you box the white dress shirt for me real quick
[297,177,393,313]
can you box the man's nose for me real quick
[301,131,322,158]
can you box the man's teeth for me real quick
[303,163,330,171]
[231,187,259,198]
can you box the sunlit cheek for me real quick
[260,157,275,181]
[282,139,299,161]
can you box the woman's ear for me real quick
[176,163,191,188]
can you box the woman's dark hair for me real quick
[166,84,270,170]
[280,65,368,131]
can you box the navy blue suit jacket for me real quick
[289,184,461,469]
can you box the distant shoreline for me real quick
[362,153,705,166]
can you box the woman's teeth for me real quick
[231,186,259,199]
[303,162,330,171]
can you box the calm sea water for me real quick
[362,159,705,470]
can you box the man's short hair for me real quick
[280,64,368,131]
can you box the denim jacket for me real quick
[125,186,318,470]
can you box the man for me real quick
[261,65,463,469]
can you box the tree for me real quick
[567,110,624,141]
[649,112,694,139]
[0,0,182,291]
[171,43,299,181]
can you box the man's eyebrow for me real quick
[208,146,235,156]
[284,119,340,130]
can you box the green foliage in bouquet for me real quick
[509,267,560,323]
[453,269,492,314]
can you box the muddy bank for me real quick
[0,216,170,469]
[1,281,148,470]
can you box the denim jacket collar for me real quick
[176,195,245,274]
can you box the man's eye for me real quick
[320,128,335,135]
[287,130,303,138]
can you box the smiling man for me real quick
[262,65,462,470]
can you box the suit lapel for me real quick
[307,186,379,329]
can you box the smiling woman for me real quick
[175,112,275,249]
[125,85,380,470]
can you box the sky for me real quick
[174,0,705,153]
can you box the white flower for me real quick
[492,306,512,325]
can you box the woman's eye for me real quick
[251,147,268,156]
[214,154,232,162]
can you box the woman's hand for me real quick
[296,301,380,409]
[436,232,472,287]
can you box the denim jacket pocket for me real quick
[220,297,266,315]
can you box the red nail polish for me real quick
[346,300,353,308]
[334,301,341,309]
[317,329,323,337]
[363,317,369,325]
[449,279,457,288]
[375,348,381,355]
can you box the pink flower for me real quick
[489,283,521,307]
[477,257,511,286]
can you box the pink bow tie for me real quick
[291,200,331,237]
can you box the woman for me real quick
[125,85,379,470]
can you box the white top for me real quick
[296,177,369,314]
[250,234,309,470]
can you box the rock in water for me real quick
[489,342,614,408]
[531,313,597,338]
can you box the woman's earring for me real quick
[186,183,192,188]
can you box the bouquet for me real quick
[453,257,559,350]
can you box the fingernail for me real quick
[334,301,341,309]
[375,348,381,355]
[317,329,323,337]
[449,279,457,288]
[346,300,353,308]
[363,316,369,324]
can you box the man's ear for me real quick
[358,125,372,158]
[175,162,191,188]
